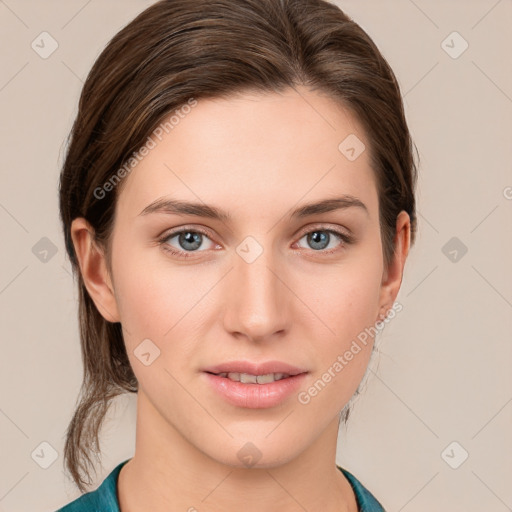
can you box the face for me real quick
[85,86,405,468]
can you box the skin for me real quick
[71,85,410,512]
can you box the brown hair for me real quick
[59,0,418,492]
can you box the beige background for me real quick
[0,0,511,511]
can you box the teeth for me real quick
[216,372,290,383]
[240,373,258,384]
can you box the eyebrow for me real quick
[138,195,368,221]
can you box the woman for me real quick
[56,0,417,510]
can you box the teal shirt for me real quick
[56,459,386,511]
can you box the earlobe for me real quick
[377,211,411,322]
[70,217,120,323]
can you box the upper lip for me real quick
[203,360,308,376]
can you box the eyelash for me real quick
[157,225,354,259]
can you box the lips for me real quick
[202,360,310,408]
[204,369,308,408]
[215,372,290,384]
[202,360,308,377]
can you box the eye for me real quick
[294,226,354,255]
[158,225,354,260]
[158,227,217,258]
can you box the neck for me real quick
[117,391,358,512]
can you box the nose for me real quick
[222,242,289,342]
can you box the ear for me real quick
[376,210,411,322]
[70,217,120,323]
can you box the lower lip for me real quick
[203,372,308,409]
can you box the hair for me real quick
[59,0,418,493]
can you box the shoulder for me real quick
[336,465,387,512]
[55,459,130,512]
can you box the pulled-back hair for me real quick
[59,0,418,492]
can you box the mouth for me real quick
[202,360,308,379]
[202,362,309,408]
[205,371,299,384]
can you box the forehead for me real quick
[116,86,377,223]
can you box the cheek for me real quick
[307,253,383,345]
[299,246,383,398]
[111,245,188,342]
[295,263,382,415]
[111,243,216,373]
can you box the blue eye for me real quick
[295,229,353,255]
[158,226,353,259]
[159,228,214,258]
